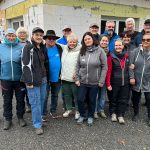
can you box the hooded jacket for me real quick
[75,46,107,86]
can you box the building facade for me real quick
[0,0,150,40]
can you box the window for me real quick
[13,22,19,31]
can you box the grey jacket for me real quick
[75,46,107,85]
[129,46,150,92]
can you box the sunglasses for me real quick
[47,37,56,40]
[142,38,150,42]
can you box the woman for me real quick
[106,39,130,124]
[60,34,81,119]
[75,32,107,126]
[0,28,26,130]
[21,27,49,135]
[16,27,31,113]
[94,35,109,119]
[129,33,150,126]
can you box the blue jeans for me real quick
[27,79,47,128]
[95,84,106,112]
[77,84,98,118]
[43,81,61,116]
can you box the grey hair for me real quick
[125,18,135,29]
[106,21,115,26]
[67,33,78,42]
[115,38,124,46]
[16,27,29,38]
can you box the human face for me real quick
[45,37,56,47]
[122,34,131,45]
[100,36,109,48]
[106,22,115,36]
[126,21,134,32]
[68,39,77,49]
[63,29,72,37]
[89,26,99,35]
[6,33,17,42]
[115,41,124,53]
[142,34,150,50]
[144,23,150,33]
[84,35,93,47]
[32,32,43,45]
[18,31,27,41]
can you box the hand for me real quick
[75,81,80,86]
[130,78,135,85]
[129,64,135,70]
[72,74,75,80]
[107,85,112,91]
[98,82,103,87]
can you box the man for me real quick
[89,23,101,44]
[101,21,120,52]
[57,25,72,45]
[43,30,63,119]
[125,18,139,44]
[134,19,150,47]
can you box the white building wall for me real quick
[43,4,101,41]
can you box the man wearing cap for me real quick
[43,30,63,119]
[0,28,26,130]
[57,25,72,45]
[101,21,120,52]
[89,23,101,44]
[134,19,150,47]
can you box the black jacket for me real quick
[21,41,49,86]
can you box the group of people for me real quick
[0,17,150,135]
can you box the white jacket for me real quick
[61,44,81,82]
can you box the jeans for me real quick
[109,84,129,117]
[1,80,25,121]
[95,85,106,112]
[43,80,61,116]
[132,90,150,118]
[77,84,98,118]
[27,78,47,128]
[62,80,78,110]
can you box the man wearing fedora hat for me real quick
[43,30,63,119]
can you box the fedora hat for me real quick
[43,30,60,40]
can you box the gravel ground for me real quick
[0,94,150,150]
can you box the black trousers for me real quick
[132,90,150,118]
[1,80,25,121]
[109,84,130,117]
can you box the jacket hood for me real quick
[4,37,19,46]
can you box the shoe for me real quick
[111,113,117,122]
[42,116,48,122]
[75,111,80,120]
[132,115,139,122]
[63,110,72,118]
[18,118,27,127]
[118,117,125,124]
[87,117,93,126]
[77,117,84,124]
[3,120,12,130]
[99,111,107,119]
[94,112,99,119]
[26,106,31,113]
[35,128,43,135]
[50,112,60,119]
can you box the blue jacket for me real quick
[57,36,67,45]
[134,30,144,47]
[0,41,23,81]
[101,31,120,53]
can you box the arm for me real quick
[75,54,81,86]
[106,55,112,89]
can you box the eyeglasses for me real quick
[142,38,150,42]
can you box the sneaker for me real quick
[87,117,93,126]
[63,110,72,118]
[3,120,12,130]
[118,116,125,124]
[111,113,117,122]
[94,112,99,119]
[42,116,48,122]
[35,128,43,135]
[75,111,80,120]
[18,118,27,127]
[77,117,84,124]
[26,106,31,113]
[99,111,107,119]
[50,112,61,119]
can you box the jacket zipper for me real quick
[86,54,90,83]
[11,45,14,80]
[139,58,145,91]
[118,58,125,86]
